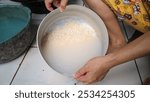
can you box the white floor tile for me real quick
[0,55,24,85]
[136,56,150,83]
[11,48,75,85]
[95,61,141,85]
[12,48,141,85]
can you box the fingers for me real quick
[74,66,88,79]
[77,72,106,84]
[74,66,109,84]
[74,66,93,84]
[59,0,68,12]
[45,0,68,12]
[53,0,60,7]
[44,0,54,11]
[76,73,93,84]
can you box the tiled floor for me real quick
[0,0,149,85]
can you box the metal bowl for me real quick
[0,5,33,64]
[37,5,108,76]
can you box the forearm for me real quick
[107,31,150,68]
[84,0,125,43]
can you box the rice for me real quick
[47,19,97,46]
[42,18,102,76]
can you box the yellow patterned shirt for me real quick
[103,0,150,33]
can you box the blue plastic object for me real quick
[0,5,31,44]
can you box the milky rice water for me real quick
[42,17,102,76]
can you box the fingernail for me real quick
[49,7,53,11]
[59,7,64,12]
[73,73,76,78]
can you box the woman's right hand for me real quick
[74,55,114,84]
[44,0,68,12]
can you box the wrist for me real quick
[104,53,118,69]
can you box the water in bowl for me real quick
[41,18,102,77]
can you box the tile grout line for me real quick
[9,50,28,85]
[121,21,143,84]
[134,60,144,84]
[9,46,38,85]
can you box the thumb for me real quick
[59,0,68,12]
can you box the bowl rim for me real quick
[37,5,109,76]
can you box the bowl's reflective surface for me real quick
[37,5,108,76]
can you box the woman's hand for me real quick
[74,55,114,84]
[44,0,68,12]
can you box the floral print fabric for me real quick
[103,0,150,33]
